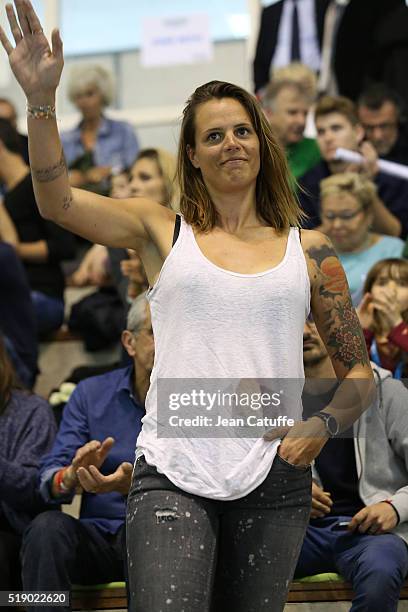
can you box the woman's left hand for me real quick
[263,418,329,466]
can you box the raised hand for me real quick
[62,437,116,489]
[0,0,63,102]
[77,462,134,496]
[372,291,403,332]
[356,292,375,330]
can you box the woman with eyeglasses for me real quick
[320,173,404,306]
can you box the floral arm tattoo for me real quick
[307,241,370,370]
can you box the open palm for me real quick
[0,0,63,100]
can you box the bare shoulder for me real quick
[300,229,339,286]
[300,228,330,250]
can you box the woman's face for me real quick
[321,193,371,252]
[129,157,167,204]
[74,85,104,120]
[110,173,131,199]
[371,272,408,313]
[187,97,260,197]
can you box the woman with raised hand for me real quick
[0,2,374,610]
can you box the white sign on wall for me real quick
[141,14,213,67]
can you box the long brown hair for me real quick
[0,335,18,415]
[176,80,305,232]
[363,258,408,336]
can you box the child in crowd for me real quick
[357,258,408,378]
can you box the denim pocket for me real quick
[276,452,310,472]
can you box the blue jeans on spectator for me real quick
[295,515,408,611]
[21,511,126,612]
[31,291,64,337]
[126,453,312,612]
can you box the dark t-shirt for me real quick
[4,173,75,299]
[303,383,364,517]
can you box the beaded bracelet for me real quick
[54,467,70,494]
[27,103,56,120]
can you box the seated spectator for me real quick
[262,78,320,179]
[120,147,178,297]
[320,173,404,305]
[272,62,318,102]
[0,335,56,596]
[357,258,408,379]
[70,147,177,295]
[298,95,408,238]
[0,238,38,388]
[21,294,152,609]
[62,65,139,195]
[296,318,408,611]
[357,83,408,166]
[0,97,29,163]
[0,119,76,336]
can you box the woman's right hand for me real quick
[0,0,63,102]
[356,292,374,330]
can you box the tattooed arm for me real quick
[303,230,375,430]
[267,230,375,467]
[27,132,173,250]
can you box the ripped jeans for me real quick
[126,454,311,612]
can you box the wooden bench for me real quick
[72,583,127,610]
[71,575,408,609]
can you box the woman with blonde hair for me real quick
[320,172,404,305]
[70,147,178,288]
[0,3,373,609]
[62,64,139,195]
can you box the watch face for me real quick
[327,414,339,436]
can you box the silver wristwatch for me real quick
[312,411,339,437]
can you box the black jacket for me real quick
[253,0,330,93]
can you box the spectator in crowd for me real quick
[296,317,408,611]
[273,61,318,101]
[320,173,404,305]
[62,64,139,195]
[262,78,320,179]
[0,335,56,601]
[357,259,408,379]
[253,0,330,94]
[21,295,152,611]
[298,95,408,238]
[334,0,408,106]
[357,83,408,166]
[70,147,177,296]
[0,119,76,336]
[0,240,38,388]
[0,97,28,162]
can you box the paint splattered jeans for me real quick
[126,453,311,612]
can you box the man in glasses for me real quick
[297,95,408,238]
[357,83,408,167]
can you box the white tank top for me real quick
[136,216,310,499]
